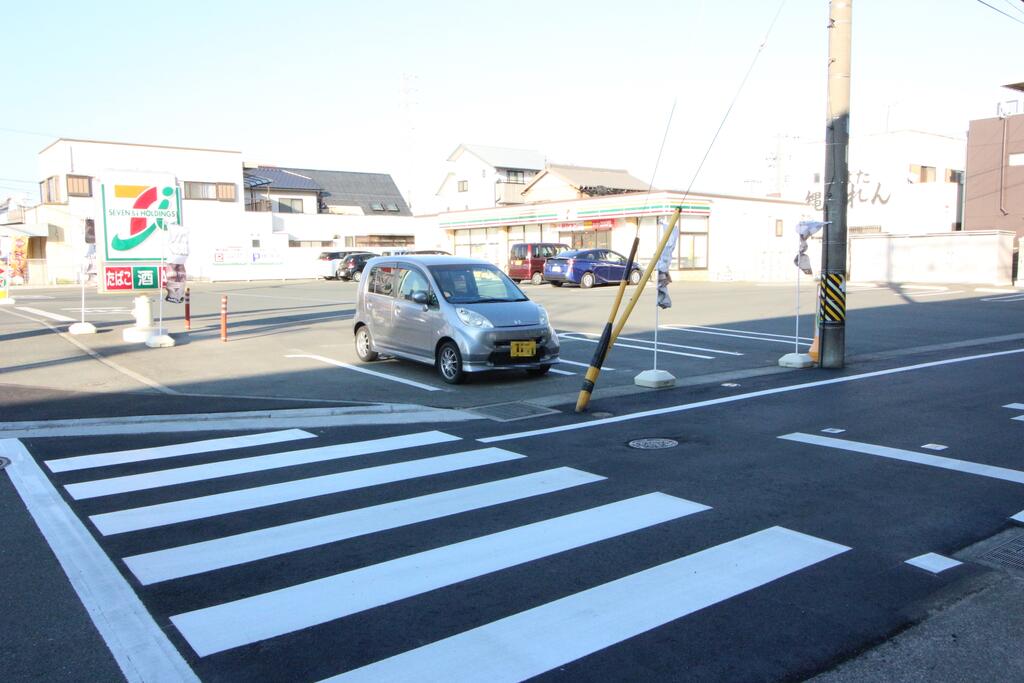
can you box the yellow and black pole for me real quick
[575,207,682,412]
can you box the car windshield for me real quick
[428,264,528,303]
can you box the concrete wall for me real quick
[850,230,1015,286]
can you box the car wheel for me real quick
[436,341,465,384]
[629,269,642,285]
[531,272,544,286]
[526,365,551,377]
[551,281,563,287]
[353,269,362,282]
[580,272,595,289]
[355,326,378,361]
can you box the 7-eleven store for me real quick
[438,190,809,281]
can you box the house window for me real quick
[216,183,236,201]
[775,219,783,237]
[385,202,399,212]
[458,180,468,192]
[278,198,303,213]
[67,175,92,197]
[370,202,385,211]
[945,169,964,182]
[813,172,821,184]
[252,239,261,248]
[507,170,525,184]
[909,164,936,183]
[184,182,216,199]
[40,176,61,203]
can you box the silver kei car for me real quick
[353,255,560,384]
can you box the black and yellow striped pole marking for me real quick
[575,208,682,413]
[820,273,846,324]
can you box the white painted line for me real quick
[479,347,1024,443]
[905,553,962,574]
[1012,510,1024,524]
[325,526,849,683]
[561,334,713,359]
[1015,416,1024,423]
[981,294,1024,302]
[910,290,963,298]
[921,444,948,451]
[1004,403,1024,411]
[558,359,615,371]
[124,467,606,585]
[66,431,460,500]
[46,429,317,473]
[975,288,1020,294]
[549,368,575,376]
[286,354,442,392]
[0,439,199,683]
[666,324,813,342]
[779,433,1024,484]
[661,325,810,347]
[15,306,76,322]
[821,428,846,434]
[171,492,710,656]
[595,330,744,356]
[90,448,524,536]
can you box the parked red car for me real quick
[507,243,570,285]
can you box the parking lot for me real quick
[2,277,1022,420]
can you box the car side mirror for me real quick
[411,291,429,305]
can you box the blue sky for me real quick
[2,0,1022,208]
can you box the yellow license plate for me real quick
[510,341,536,357]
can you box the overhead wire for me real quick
[975,0,1024,25]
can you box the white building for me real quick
[433,144,545,213]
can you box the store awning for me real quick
[0,223,49,237]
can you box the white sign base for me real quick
[68,322,97,335]
[634,369,676,388]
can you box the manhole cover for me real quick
[0,457,10,470]
[471,402,561,422]
[979,536,1024,573]
[628,438,679,450]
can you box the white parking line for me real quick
[982,293,1024,302]
[286,354,442,392]
[549,368,575,375]
[15,306,76,322]
[779,433,1024,484]
[661,325,811,346]
[561,334,713,360]
[327,527,848,683]
[566,330,742,356]
[558,359,615,371]
[905,553,961,574]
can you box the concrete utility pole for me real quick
[820,0,851,368]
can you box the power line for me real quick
[0,125,58,138]
[975,0,1024,25]
[0,177,37,184]
[1002,0,1024,16]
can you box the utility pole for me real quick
[820,0,851,368]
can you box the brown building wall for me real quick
[964,114,1024,240]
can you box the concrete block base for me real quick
[123,326,166,343]
[0,298,14,306]
[68,322,97,335]
[634,369,676,388]
[145,334,175,348]
[779,352,814,368]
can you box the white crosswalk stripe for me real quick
[326,527,849,683]
[67,430,459,500]
[46,429,316,473]
[170,492,711,656]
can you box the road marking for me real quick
[821,428,846,434]
[661,324,811,346]
[89,448,524,535]
[779,433,1024,484]
[286,354,442,392]
[0,439,199,683]
[905,553,961,574]
[549,368,575,375]
[46,429,317,473]
[479,347,1024,443]
[981,293,1024,302]
[15,306,76,322]
[124,467,606,585]
[910,290,963,298]
[561,334,713,359]
[567,329,743,356]
[666,324,813,342]
[921,443,948,451]
[170,492,710,656]
[326,526,849,683]
[1004,403,1024,411]
[1012,510,1024,523]
[66,431,460,500]
[558,359,615,371]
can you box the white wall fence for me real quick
[849,230,1016,286]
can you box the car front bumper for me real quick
[457,326,561,373]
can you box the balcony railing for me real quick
[246,200,273,212]
[494,181,527,205]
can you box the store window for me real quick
[566,231,611,250]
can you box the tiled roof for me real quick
[244,167,321,191]
[449,144,546,171]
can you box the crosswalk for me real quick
[2,428,852,681]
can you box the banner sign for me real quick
[104,265,162,291]
[0,263,9,301]
[100,175,181,263]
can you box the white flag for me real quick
[656,217,678,309]
[794,220,827,275]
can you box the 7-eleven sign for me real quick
[100,177,181,262]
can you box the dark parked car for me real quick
[336,252,377,282]
[508,243,569,285]
[319,250,368,280]
[543,249,643,288]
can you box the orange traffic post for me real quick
[220,295,228,342]
[184,287,191,331]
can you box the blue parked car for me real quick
[543,249,643,288]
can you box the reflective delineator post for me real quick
[220,295,228,342]
[184,288,191,331]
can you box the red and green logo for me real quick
[109,185,177,252]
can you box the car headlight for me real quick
[537,305,549,327]
[456,307,494,329]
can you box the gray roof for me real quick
[245,166,411,215]
[450,144,545,171]
[531,164,651,196]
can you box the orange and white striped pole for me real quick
[184,287,191,331]
[220,295,228,342]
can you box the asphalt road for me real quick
[1,279,1023,682]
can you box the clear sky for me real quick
[2,0,1022,209]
